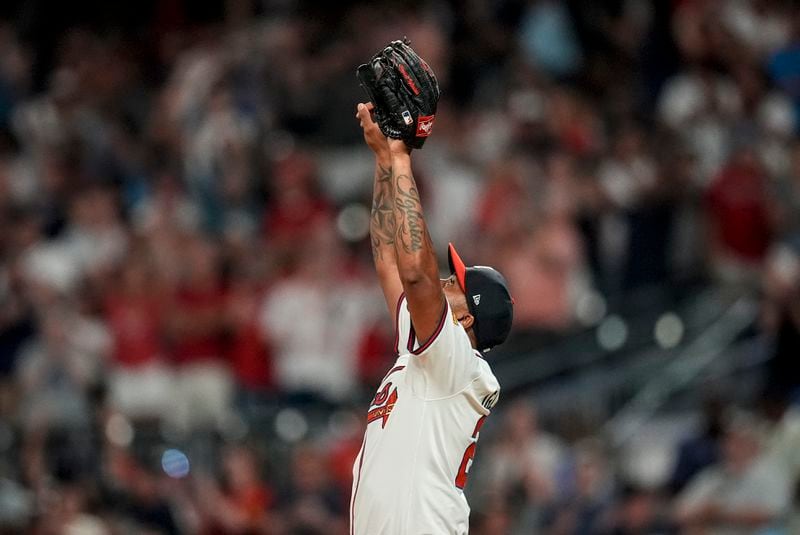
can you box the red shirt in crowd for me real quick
[170,286,226,365]
[706,154,772,263]
[225,282,273,389]
[105,295,163,368]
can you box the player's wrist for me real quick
[390,146,411,162]
[389,141,412,159]
[390,153,411,167]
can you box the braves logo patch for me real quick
[416,114,435,137]
[367,387,398,428]
[370,382,393,407]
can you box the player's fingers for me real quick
[358,102,375,121]
[365,102,377,124]
[358,104,377,129]
[365,102,376,122]
[357,102,370,122]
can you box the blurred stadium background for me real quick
[0,0,800,533]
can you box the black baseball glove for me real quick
[356,38,440,149]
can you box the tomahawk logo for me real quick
[472,294,481,306]
[367,387,398,429]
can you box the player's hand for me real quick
[356,102,390,161]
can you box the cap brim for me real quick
[448,243,467,293]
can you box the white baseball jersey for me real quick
[350,295,500,535]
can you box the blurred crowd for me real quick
[0,0,800,533]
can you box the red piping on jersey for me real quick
[407,323,416,352]
[350,436,367,535]
[411,302,449,355]
[471,414,487,437]
[393,293,405,355]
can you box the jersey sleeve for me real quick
[393,294,415,356]
[399,298,486,398]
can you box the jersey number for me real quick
[455,415,486,489]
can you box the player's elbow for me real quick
[397,253,438,288]
[398,266,430,287]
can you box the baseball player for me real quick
[350,40,514,534]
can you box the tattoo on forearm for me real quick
[370,164,396,261]
[394,173,431,254]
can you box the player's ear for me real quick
[458,313,474,331]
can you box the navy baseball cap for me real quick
[448,243,514,351]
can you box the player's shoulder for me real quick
[388,353,411,372]
[471,350,500,404]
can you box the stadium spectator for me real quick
[166,234,232,433]
[704,146,774,284]
[675,411,791,534]
[669,394,726,495]
[602,484,672,535]
[480,399,567,528]
[194,444,275,534]
[15,305,107,432]
[279,443,346,535]
[104,253,173,419]
[259,224,376,403]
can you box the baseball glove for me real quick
[356,38,440,149]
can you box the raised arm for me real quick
[387,139,446,344]
[355,103,446,341]
[357,103,403,319]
